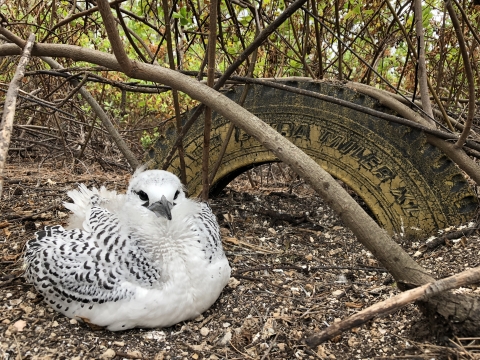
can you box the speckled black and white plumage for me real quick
[24,169,231,331]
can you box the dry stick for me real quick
[52,112,69,158]
[208,21,261,186]
[0,33,35,199]
[44,0,128,41]
[40,57,140,170]
[310,0,323,78]
[160,0,309,170]
[334,0,342,80]
[161,0,187,185]
[385,0,454,132]
[77,113,97,160]
[114,5,149,63]
[451,0,480,48]
[201,0,218,200]
[446,0,475,148]
[305,265,480,347]
[413,0,434,124]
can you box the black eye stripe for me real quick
[174,190,180,200]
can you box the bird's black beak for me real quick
[147,195,173,220]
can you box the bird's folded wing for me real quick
[25,206,162,307]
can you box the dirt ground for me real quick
[2,159,480,360]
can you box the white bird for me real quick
[24,168,231,331]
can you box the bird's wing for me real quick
[24,205,162,311]
[191,202,223,261]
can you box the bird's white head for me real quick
[127,169,186,220]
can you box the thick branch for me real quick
[306,266,480,347]
[0,33,35,198]
[96,0,134,75]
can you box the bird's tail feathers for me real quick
[64,184,119,229]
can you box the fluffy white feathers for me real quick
[24,169,231,331]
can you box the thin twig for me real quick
[446,0,475,148]
[201,0,218,200]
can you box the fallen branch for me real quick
[0,33,35,199]
[305,266,480,348]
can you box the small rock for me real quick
[347,337,358,347]
[316,345,327,357]
[218,330,232,346]
[200,327,210,336]
[261,318,276,339]
[69,319,78,325]
[113,341,125,347]
[99,349,116,360]
[9,298,22,306]
[268,228,276,235]
[154,351,166,360]
[277,343,286,351]
[127,350,143,359]
[51,321,59,327]
[227,277,240,289]
[143,330,166,341]
[192,354,199,360]
[19,304,33,315]
[13,320,26,332]
[332,290,344,297]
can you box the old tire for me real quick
[148,79,477,237]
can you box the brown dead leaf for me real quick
[224,237,239,245]
[3,253,20,261]
[345,302,363,309]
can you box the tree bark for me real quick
[0,33,35,199]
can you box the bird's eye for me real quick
[135,190,149,202]
[173,190,180,200]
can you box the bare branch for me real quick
[0,33,35,198]
[202,0,218,200]
[40,57,140,170]
[413,0,434,125]
[446,0,475,148]
[306,265,480,347]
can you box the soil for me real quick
[1,160,480,360]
